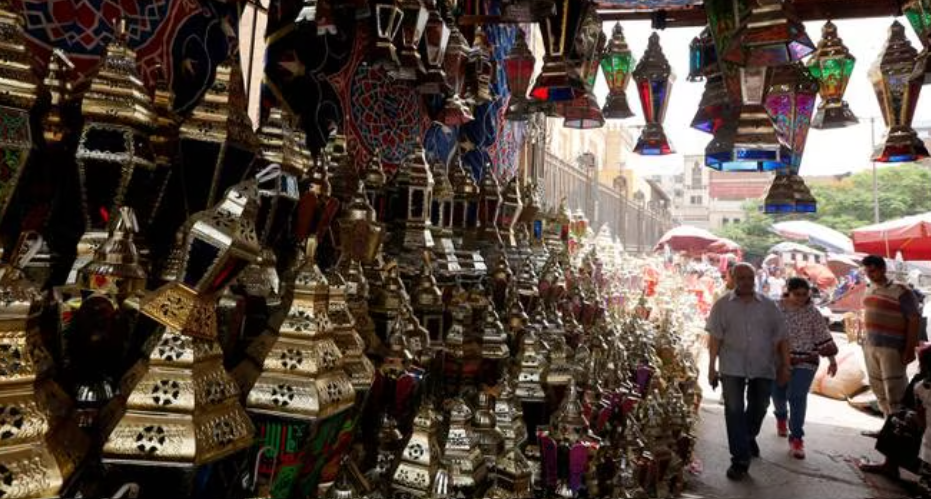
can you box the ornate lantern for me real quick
[412,258,445,349]
[503,29,537,121]
[903,0,931,84]
[370,0,404,69]
[514,329,547,404]
[501,0,556,22]
[337,182,385,264]
[600,23,636,120]
[76,21,159,233]
[391,399,444,499]
[477,163,504,250]
[687,27,715,82]
[530,0,586,102]
[257,107,312,175]
[765,63,819,170]
[363,149,389,222]
[481,307,510,361]
[388,144,435,278]
[450,158,480,242]
[723,0,814,67]
[869,21,929,163]
[632,33,675,155]
[537,381,600,495]
[806,21,858,128]
[472,392,505,466]
[762,169,815,214]
[417,2,451,95]
[392,0,429,81]
[691,73,731,134]
[494,375,528,450]
[464,26,495,105]
[429,160,461,282]
[442,398,488,496]
[560,8,605,129]
[326,265,376,391]
[439,26,475,126]
[498,176,524,247]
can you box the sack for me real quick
[819,339,839,357]
[812,343,867,400]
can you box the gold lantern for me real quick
[514,329,547,403]
[442,398,488,495]
[363,149,389,222]
[494,375,528,450]
[438,26,475,126]
[417,1,451,95]
[388,145,435,279]
[411,257,445,350]
[464,26,496,106]
[429,160,462,282]
[472,392,505,466]
[257,107,312,175]
[391,398,444,499]
[337,182,385,265]
[481,308,510,360]
[326,265,376,392]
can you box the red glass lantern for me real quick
[503,29,536,121]
[529,0,586,102]
[632,33,674,155]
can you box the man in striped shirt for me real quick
[861,255,920,420]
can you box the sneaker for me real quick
[726,465,748,481]
[789,437,805,459]
[776,419,788,438]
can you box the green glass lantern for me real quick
[600,22,635,120]
[806,21,857,128]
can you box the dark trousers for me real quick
[722,375,774,470]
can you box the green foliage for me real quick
[712,164,931,258]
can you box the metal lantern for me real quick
[257,107,312,175]
[417,2,451,94]
[439,25,475,126]
[371,0,404,69]
[530,0,586,102]
[411,258,444,349]
[765,63,819,170]
[687,27,716,82]
[393,0,429,81]
[477,163,503,247]
[806,21,858,128]
[441,399,488,496]
[691,73,731,134]
[762,170,793,213]
[632,32,675,155]
[363,149,389,222]
[391,399,443,499]
[388,144,435,278]
[338,182,385,264]
[464,26,495,105]
[504,29,537,121]
[870,21,930,163]
[429,160,462,282]
[600,22,636,120]
[501,0,556,22]
[561,9,606,129]
[723,0,815,67]
[904,0,931,84]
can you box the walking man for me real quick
[860,255,920,421]
[706,262,791,480]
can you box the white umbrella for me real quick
[771,220,854,254]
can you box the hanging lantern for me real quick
[870,21,930,163]
[762,170,794,213]
[501,0,556,22]
[687,27,716,82]
[765,63,819,170]
[530,0,586,102]
[903,0,931,84]
[632,32,675,155]
[723,0,815,67]
[417,2,451,95]
[503,28,537,121]
[691,73,731,134]
[464,26,495,106]
[438,26,475,126]
[806,21,858,129]
[411,257,445,349]
[561,9,605,129]
[392,0,429,81]
[370,0,404,69]
[600,22,635,120]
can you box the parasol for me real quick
[851,212,931,260]
[654,225,722,253]
[768,241,825,256]
[771,220,854,254]
[796,262,839,289]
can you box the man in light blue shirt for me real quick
[706,262,791,480]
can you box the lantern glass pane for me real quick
[741,67,766,104]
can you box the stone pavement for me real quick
[681,377,913,499]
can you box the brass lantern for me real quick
[429,160,462,282]
[807,21,858,129]
[417,1,451,95]
[464,26,495,106]
[632,32,675,155]
[504,29,537,121]
[561,8,606,130]
[326,265,377,392]
[723,0,815,67]
[600,23,636,120]
[392,0,429,81]
[0,0,38,226]
[257,107,312,175]
[869,21,929,163]
[363,149,389,222]
[530,0,586,102]
[498,176,524,247]
[370,0,404,70]
[387,144,435,279]
[76,20,160,233]
[438,25,475,126]
[337,182,385,264]
[442,398,488,496]
[411,257,445,349]
[391,398,443,499]
[903,0,931,84]
[477,163,503,248]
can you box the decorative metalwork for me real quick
[632,33,674,155]
[600,23,635,120]
[806,21,858,129]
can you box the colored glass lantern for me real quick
[562,94,606,130]
[438,25,475,126]
[762,170,815,214]
[870,21,929,163]
[392,0,429,81]
[806,21,858,129]
[501,0,556,22]
[561,11,606,129]
[417,2,451,95]
[687,27,716,82]
[600,22,635,120]
[764,62,819,170]
[370,0,404,69]
[723,0,814,67]
[504,28,537,121]
[530,0,586,102]
[691,73,731,134]
[632,32,675,155]
[903,0,931,84]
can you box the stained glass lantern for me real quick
[765,63,819,170]
[439,26,474,126]
[600,23,635,120]
[371,0,404,69]
[870,21,929,163]
[504,29,537,121]
[417,2,451,95]
[632,32,675,155]
[392,0,429,81]
[501,0,556,22]
[762,170,815,213]
[562,94,606,130]
[691,73,731,134]
[904,0,931,84]
[723,0,815,67]
[805,21,858,129]
[688,27,716,82]
[464,26,495,105]
[530,0,586,102]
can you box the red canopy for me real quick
[852,212,931,260]
[655,225,729,254]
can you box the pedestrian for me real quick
[706,262,791,480]
[771,277,838,459]
[860,255,921,432]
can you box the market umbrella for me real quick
[851,212,931,260]
[796,263,838,289]
[826,254,861,277]
[768,241,824,256]
[707,237,741,254]
[654,225,722,253]
[771,220,854,254]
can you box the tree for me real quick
[712,164,931,258]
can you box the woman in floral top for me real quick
[772,277,838,459]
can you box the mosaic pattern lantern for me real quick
[723,0,814,67]
[904,0,931,84]
[806,21,858,129]
[632,33,675,155]
[439,26,475,126]
[530,0,586,102]
[393,0,429,81]
[600,23,635,119]
[765,62,819,170]
[417,2,451,94]
[870,21,929,163]
[370,0,404,69]
[503,29,537,121]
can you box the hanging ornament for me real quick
[561,10,606,130]
[530,0,586,102]
[417,2,451,95]
[632,33,675,155]
[870,21,930,163]
[438,26,475,126]
[370,0,404,70]
[903,0,931,84]
[764,62,819,170]
[463,25,496,106]
[723,0,815,67]
[392,0,429,81]
[806,21,858,129]
[600,23,636,120]
[503,28,537,121]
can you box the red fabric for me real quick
[852,213,931,260]
[796,263,838,289]
[828,282,867,313]
[654,225,721,253]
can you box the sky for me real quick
[596,17,931,177]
